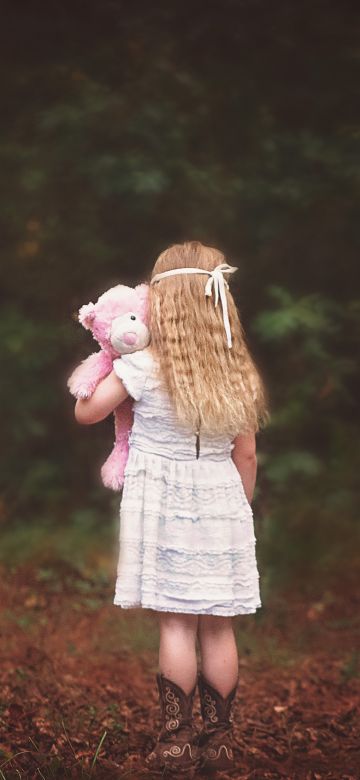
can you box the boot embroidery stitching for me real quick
[164,685,181,731]
[162,743,193,759]
[203,691,218,723]
[206,744,233,761]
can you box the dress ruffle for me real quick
[114,447,262,616]
[112,347,262,616]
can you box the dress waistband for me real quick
[129,443,232,463]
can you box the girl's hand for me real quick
[74,369,129,425]
[231,431,257,505]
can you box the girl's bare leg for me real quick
[197,615,239,697]
[158,612,199,695]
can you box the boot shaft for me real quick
[196,671,239,773]
[144,673,198,774]
[197,670,239,730]
[156,672,196,734]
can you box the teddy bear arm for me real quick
[67,350,113,399]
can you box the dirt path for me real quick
[0,564,359,779]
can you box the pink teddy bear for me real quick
[67,283,150,490]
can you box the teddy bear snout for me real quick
[122,331,137,345]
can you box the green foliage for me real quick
[0,1,358,591]
[253,287,341,341]
[261,450,323,483]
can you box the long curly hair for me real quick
[147,241,269,437]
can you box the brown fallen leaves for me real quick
[0,563,359,779]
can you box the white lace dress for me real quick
[112,347,262,616]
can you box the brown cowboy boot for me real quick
[196,669,239,773]
[144,672,199,775]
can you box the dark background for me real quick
[1,0,358,594]
[0,3,359,776]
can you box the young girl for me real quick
[75,241,269,776]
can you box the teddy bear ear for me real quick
[134,283,150,319]
[78,301,96,330]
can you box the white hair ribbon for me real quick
[150,262,238,348]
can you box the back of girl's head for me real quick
[148,240,269,437]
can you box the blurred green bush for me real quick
[0,1,358,592]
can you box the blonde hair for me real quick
[147,240,270,437]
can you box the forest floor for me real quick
[0,562,359,780]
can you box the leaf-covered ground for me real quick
[0,563,359,779]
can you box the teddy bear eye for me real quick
[130,315,136,321]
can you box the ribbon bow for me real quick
[203,263,238,347]
[150,261,238,348]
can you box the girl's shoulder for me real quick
[120,346,157,373]
[113,347,160,401]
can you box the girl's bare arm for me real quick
[231,431,257,505]
[74,369,129,425]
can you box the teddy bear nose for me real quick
[123,331,137,345]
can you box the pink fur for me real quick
[67,350,112,399]
[101,399,134,490]
[83,283,149,356]
[67,283,150,490]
